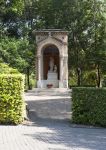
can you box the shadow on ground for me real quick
[25,111,106,150]
[24,93,106,150]
[26,98,71,121]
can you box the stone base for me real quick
[47,72,58,80]
[37,80,59,88]
[37,80,68,88]
[59,80,68,88]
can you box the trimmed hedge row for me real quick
[0,63,19,74]
[72,87,106,127]
[0,74,24,124]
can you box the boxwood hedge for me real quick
[72,87,106,127]
[0,74,24,124]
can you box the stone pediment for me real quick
[33,29,68,46]
[36,35,67,46]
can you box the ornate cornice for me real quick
[36,36,67,45]
[33,29,68,35]
[52,37,67,45]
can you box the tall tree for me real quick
[0,0,106,87]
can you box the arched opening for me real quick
[42,44,60,80]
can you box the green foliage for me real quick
[69,78,77,87]
[0,37,35,90]
[29,73,36,89]
[0,37,34,72]
[68,70,77,87]
[102,75,106,87]
[0,0,106,87]
[82,71,97,86]
[0,74,24,124]
[25,73,36,91]
[72,87,106,127]
[0,63,19,74]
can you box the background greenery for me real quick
[0,0,106,88]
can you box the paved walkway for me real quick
[25,89,72,120]
[0,89,106,150]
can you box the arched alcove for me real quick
[42,45,60,80]
[34,29,68,88]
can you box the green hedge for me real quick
[72,87,106,127]
[0,74,24,124]
[0,63,19,74]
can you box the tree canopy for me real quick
[0,0,106,88]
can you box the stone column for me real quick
[63,56,68,88]
[38,55,41,80]
[59,55,64,88]
[37,55,41,88]
[60,55,64,80]
[64,56,68,80]
[35,56,38,81]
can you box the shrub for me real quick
[72,87,106,127]
[0,74,24,124]
[0,63,19,74]
[68,70,77,87]
[82,71,97,86]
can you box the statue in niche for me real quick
[54,65,57,73]
[48,57,57,74]
[49,57,54,72]
[47,57,58,80]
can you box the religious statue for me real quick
[54,65,57,73]
[47,57,58,80]
[49,57,54,72]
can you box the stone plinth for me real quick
[37,80,59,88]
[47,72,58,80]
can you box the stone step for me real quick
[27,88,72,96]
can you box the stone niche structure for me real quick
[33,29,68,88]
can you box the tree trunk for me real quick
[77,67,81,86]
[97,64,101,88]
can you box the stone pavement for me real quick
[0,89,106,150]
[25,88,72,120]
